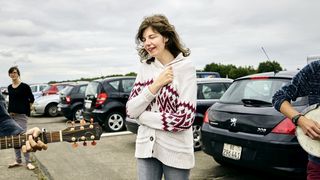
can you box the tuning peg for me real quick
[72,142,78,148]
[83,141,87,146]
[91,140,97,146]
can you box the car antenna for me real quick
[261,47,278,75]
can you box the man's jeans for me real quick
[0,118,23,137]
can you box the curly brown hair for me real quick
[135,14,190,63]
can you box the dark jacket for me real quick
[0,93,23,136]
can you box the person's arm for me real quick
[273,63,320,139]
[126,65,156,119]
[138,65,197,132]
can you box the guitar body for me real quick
[296,104,320,157]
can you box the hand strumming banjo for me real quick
[296,104,320,157]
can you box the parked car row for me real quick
[31,83,75,117]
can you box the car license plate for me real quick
[222,143,242,160]
[85,100,92,109]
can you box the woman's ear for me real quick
[164,37,169,43]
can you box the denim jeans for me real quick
[11,114,31,164]
[137,158,190,180]
[0,118,23,137]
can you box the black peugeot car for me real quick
[126,78,233,150]
[83,76,135,132]
[201,71,308,176]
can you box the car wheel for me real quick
[103,111,125,132]
[193,123,202,151]
[73,106,83,121]
[45,104,59,117]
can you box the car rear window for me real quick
[220,78,307,106]
[198,83,230,99]
[86,82,101,96]
[60,85,74,95]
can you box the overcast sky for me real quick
[1,0,319,86]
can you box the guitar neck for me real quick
[0,131,61,150]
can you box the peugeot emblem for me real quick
[230,118,237,127]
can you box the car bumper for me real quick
[58,104,72,119]
[83,109,106,124]
[125,117,138,134]
[201,123,308,175]
[31,104,46,115]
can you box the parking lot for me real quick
[1,116,305,180]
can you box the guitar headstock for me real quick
[61,122,103,145]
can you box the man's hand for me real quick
[21,127,48,153]
[298,116,320,140]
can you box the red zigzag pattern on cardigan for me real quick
[128,79,196,131]
[158,85,196,132]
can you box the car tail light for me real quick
[66,96,71,104]
[271,117,296,135]
[203,110,209,124]
[95,92,108,108]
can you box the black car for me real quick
[58,83,88,121]
[126,78,233,150]
[201,71,308,176]
[83,76,135,132]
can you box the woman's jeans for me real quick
[137,158,190,180]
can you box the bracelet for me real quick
[292,114,303,126]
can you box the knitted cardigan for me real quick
[126,53,197,169]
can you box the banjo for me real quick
[296,103,320,157]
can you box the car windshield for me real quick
[220,78,289,104]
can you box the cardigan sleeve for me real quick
[126,65,156,119]
[138,64,197,132]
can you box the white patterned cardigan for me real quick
[126,54,197,169]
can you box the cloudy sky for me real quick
[1,0,319,86]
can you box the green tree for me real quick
[257,61,282,73]
[125,72,137,76]
[228,66,256,79]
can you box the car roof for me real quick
[196,78,233,83]
[235,70,299,81]
[94,76,136,82]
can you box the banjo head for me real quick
[296,104,320,157]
